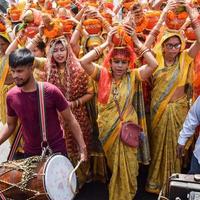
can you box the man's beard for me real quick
[15,77,30,87]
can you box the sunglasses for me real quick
[165,43,181,50]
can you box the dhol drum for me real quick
[0,154,79,200]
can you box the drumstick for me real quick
[68,159,83,194]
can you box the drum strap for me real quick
[37,82,52,156]
[7,125,23,161]
[0,191,6,200]
[37,82,47,143]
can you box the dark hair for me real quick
[0,35,10,44]
[164,36,181,44]
[36,41,46,51]
[122,7,128,14]
[9,48,34,68]
[71,4,79,15]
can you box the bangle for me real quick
[94,46,103,57]
[78,98,82,106]
[140,48,150,57]
[90,66,98,79]
[136,45,146,55]
[76,100,79,107]
[191,17,200,29]
[103,20,110,29]
[94,47,100,56]
[150,29,160,38]
[75,23,82,32]
[7,28,12,33]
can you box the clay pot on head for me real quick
[0,17,6,32]
[145,11,160,30]
[185,26,196,41]
[57,0,71,7]
[61,19,74,33]
[0,23,6,32]
[101,12,112,25]
[9,8,22,22]
[112,26,132,46]
[25,23,39,38]
[165,7,188,30]
[83,19,102,35]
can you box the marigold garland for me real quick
[112,26,133,47]
[0,23,6,32]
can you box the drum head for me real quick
[44,155,77,200]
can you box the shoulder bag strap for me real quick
[112,74,131,122]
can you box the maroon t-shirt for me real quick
[6,82,68,155]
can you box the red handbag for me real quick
[112,75,143,148]
[120,121,142,148]
[113,87,143,148]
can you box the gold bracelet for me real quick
[78,98,82,106]
[94,47,100,56]
[90,66,98,79]
[136,45,146,55]
[103,21,110,29]
[151,29,160,38]
[76,100,79,107]
[75,23,82,32]
[140,48,150,57]
[7,27,12,33]
[191,17,199,29]
[94,46,103,56]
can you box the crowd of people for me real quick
[1,0,200,199]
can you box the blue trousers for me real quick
[188,153,200,174]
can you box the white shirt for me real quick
[178,96,200,164]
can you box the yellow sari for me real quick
[94,66,149,200]
[146,30,193,194]
[0,33,24,155]
[0,56,11,123]
[0,57,24,154]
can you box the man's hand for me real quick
[80,145,88,161]
[176,144,185,158]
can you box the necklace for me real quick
[58,67,65,85]
[112,78,122,100]
[164,57,178,67]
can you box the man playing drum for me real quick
[0,48,88,161]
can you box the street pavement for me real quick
[0,122,10,163]
[74,165,158,200]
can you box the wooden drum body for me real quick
[0,154,77,200]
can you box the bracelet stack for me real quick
[150,29,160,38]
[192,17,200,29]
[75,23,82,32]
[103,21,110,30]
[136,45,150,57]
[94,46,103,57]
[74,98,82,107]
